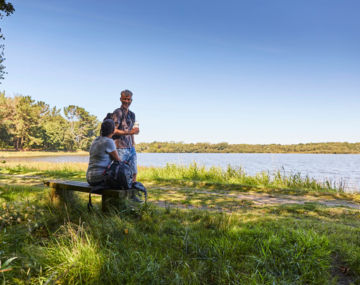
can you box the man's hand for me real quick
[130,128,140,135]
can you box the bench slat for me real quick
[45,180,132,197]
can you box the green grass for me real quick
[0,159,359,283]
[139,163,346,193]
[0,183,359,284]
[0,161,349,195]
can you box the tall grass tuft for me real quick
[44,222,103,284]
[138,162,344,192]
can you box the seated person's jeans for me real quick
[117,147,137,174]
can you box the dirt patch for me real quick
[155,186,360,210]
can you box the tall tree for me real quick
[40,106,68,150]
[64,105,99,151]
[0,93,100,150]
[13,96,44,150]
[0,91,15,147]
[0,0,14,81]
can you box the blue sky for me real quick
[2,0,359,144]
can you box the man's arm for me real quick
[113,128,139,136]
[113,109,139,136]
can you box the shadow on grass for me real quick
[143,177,354,200]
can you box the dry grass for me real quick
[0,151,88,158]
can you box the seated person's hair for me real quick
[101,119,115,137]
[103,112,113,121]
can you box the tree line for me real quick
[0,93,99,150]
[136,141,360,154]
[1,93,359,153]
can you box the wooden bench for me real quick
[45,180,139,212]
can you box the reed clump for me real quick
[138,163,345,192]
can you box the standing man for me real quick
[112,90,139,182]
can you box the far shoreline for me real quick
[1,142,360,156]
[1,150,360,159]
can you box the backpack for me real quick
[103,160,133,190]
[103,161,147,199]
[87,161,133,210]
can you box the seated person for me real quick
[86,119,120,186]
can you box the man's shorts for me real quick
[117,147,137,174]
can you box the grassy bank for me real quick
[0,183,359,284]
[139,163,348,194]
[0,161,349,196]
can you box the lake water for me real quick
[5,153,360,192]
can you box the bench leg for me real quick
[101,192,125,212]
[101,190,138,212]
[50,187,75,207]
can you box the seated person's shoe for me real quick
[130,194,143,203]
